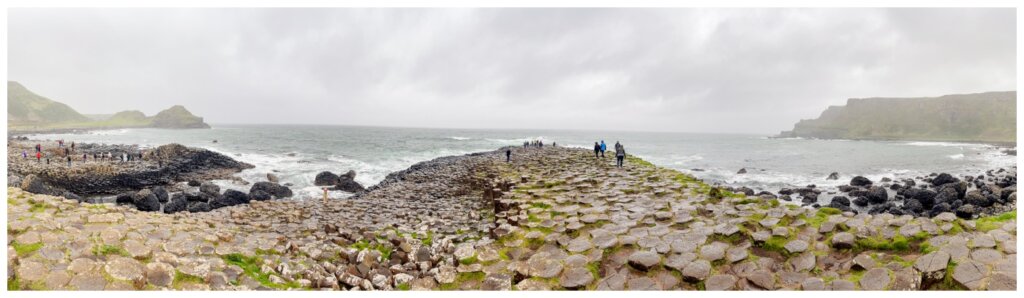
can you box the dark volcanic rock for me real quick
[187,201,212,213]
[210,189,250,209]
[931,173,959,186]
[314,171,340,186]
[853,196,869,207]
[152,186,169,203]
[826,172,840,180]
[955,204,976,219]
[850,176,872,187]
[164,195,188,214]
[20,174,53,195]
[63,191,84,202]
[248,190,272,201]
[866,186,888,204]
[200,182,221,196]
[132,189,161,212]
[829,196,850,207]
[250,181,293,199]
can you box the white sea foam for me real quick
[905,141,989,148]
[448,136,472,141]
[948,153,965,159]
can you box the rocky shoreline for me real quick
[7,145,1017,291]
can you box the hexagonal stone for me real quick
[16,261,47,282]
[831,279,855,290]
[560,267,594,289]
[726,247,748,263]
[789,252,816,272]
[800,277,825,290]
[985,272,1016,290]
[566,236,593,253]
[528,258,563,278]
[627,251,661,271]
[104,256,144,282]
[481,273,512,291]
[610,274,650,291]
[715,224,740,236]
[681,260,711,282]
[969,234,996,248]
[706,274,738,290]
[664,252,697,271]
[593,234,619,249]
[914,251,950,285]
[699,242,728,261]
[516,278,552,291]
[145,262,175,287]
[969,248,1003,265]
[596,271,627,290]
[852,253,876,270]
[831,232,854,249]
[746,269,775,290]
[952,260,988,290]
[859,268,891,290]
[783,240,808,254]
[69,272,108,290]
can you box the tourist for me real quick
[36,151,41,163]
[71,142,75,152]
[615,142,625,168]
[35,143,41,153]
[64,147,70,157]
[552,142,556,147]
[22,150,27,159]
[83,153,88,162]
[506,148,511,162]
[593,142,600,158]
[66,156,72,167]
[600,140,607,158]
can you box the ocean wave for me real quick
[448,136,472,141]
[670,154,703,165]
[948,153,965,159]
[905,141,988,148]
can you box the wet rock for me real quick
[163,195,188,214]
[931,173,959,186]
[210,189,250,209]
[200,182,220,196]
[250,181,293,199]
[851,176,872,187]
[826,172,840,180]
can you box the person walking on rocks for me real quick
[506,148,512,162]
[22,150,27,159]
[71,142,75,152]
[36,151,41,163]
[615,142,625,168]
[600,140,607,158]
[593,142,601,158]
[66,155,72,167]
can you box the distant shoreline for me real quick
[768,135,1016,148]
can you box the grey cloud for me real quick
[8,8,1015,133]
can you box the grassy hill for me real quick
[779,91,1016,144]
[7,81,210,131]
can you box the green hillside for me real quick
[779,91,1016,144]
[7,81,91,125]
[7,81,210,131]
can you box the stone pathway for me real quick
[6,147,1017,290]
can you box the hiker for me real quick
[66,156,72,167]
[35,144,41,153]
[71,142,75,152]
[539,141,543,148]
[615,142,625,168]
[22,150,27,159]
[64,147,70,157]
[506,148,512,162]
[600,140,607,158]
[83,153,88,162]
[523,141,528,148]
[36,151,41,163]
[593,142,601,158]
[552,142,556,147]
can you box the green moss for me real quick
[529,202,552,209]
[12,241,43,256]
[459,255,479,265]
[975,210,1015,232]
[396,283,411,291]
[761,236,791,255]
[222,253,302,290]
[736,198,759,205]
[28,201,46,213]
[94,244,128,257]
[8,276,21,291]
[919,242,937,254]
[855,235,909,252]
[438,272,486,291]
[172,271,205,289]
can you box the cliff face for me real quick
[780,91,1016,144]
[7,81,211,130]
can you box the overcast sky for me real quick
[7,8,1016,134]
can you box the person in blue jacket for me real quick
[600,140,607,158]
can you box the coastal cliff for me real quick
[779,91,1016,144]
[7,81,211,131]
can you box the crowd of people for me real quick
[19,139,149,167]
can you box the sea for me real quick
[23,124,1017,200]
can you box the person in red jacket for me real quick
[36,151,42,163]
